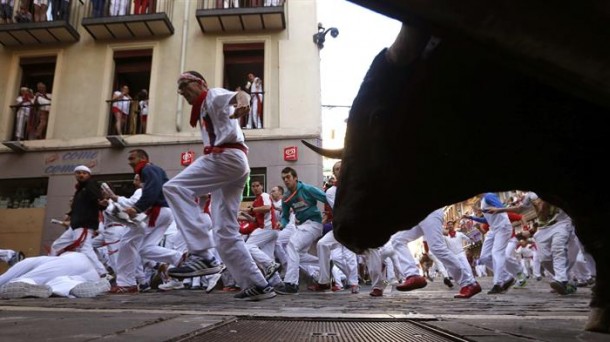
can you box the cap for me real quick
[74,165,92,174]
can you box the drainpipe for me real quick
[176,0,190,132]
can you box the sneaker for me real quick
[138,282,151,293]
[454,282,482,299]
[307,282,331,292]
[550,281,577,295]
[350,285,360,294]
[168,255,226,279]
[108,285,139,294]
[587,277,596,286]
[443,277,454,288]
[396,275,427,292]
[7,251,25,267]
[158,279,185,291]
[487,284,504,294]
[206,273,222,293]
[369,288,383,297]
[501,277,516,292]
[514,273,527,288]
[514,278,527,288]
[274,282,298,295]
[263,262,281,281]
[234,284,277,301]
[71,280,112,298]
[0,282,52,299]
[536,276,542,281]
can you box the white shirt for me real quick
[199,88,247,148]
[444,231,471,255]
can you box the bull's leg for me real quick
[577,223,610,333]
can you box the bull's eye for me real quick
[368,108,385,125]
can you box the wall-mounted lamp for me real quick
[313,23,339,49]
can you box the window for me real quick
[95,174,139,198]
[223,43,264,129]
[12,56,56,141]
[0,178,48,209]
[242,167,267,201]
[108,49,152,136]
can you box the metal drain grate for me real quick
[178,318,468,342]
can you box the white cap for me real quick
[74,165,92,174]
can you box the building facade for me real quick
[0,0,325,256]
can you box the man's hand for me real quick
[230,90,251,119]
[125,207,138,219]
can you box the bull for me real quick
[304,1,610,333]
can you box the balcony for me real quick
[196,0,286,33]
[0,0,80,47]
[81,0,174,40]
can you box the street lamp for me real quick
[313,23,339,49]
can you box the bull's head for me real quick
[305,23,534,253]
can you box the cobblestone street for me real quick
[0,276,607,341]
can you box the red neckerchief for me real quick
[134,161,149,176]
[448,230,456,238]
[190,91,208,128]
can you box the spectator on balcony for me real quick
[219,0,238,8]
[109,0,128,16]
[91,0,105,17]
[14,86,33,141]
[111,85,132,135]
[0,0,14,24]
[14,4,32,22]
[245,72,263,129]
[137,88,148,134]
[34,82,51,140]
[133,0,150,14]
[52,0,70,20]
[33,0,48,22]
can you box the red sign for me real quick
[284,146,298,161]
[181,151,195,166]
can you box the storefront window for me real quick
[0,178,48,209]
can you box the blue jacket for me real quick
[281,181,328,227]
[134,163,169,212]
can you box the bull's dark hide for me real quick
[326,29,609,332]
[347,0,610,109]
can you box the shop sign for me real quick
[181,151,195,166]
[284,146,298,161]
[44,151,99,174]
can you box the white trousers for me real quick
[246,228,281,285]
[391,209,475,287]
[115,208,182,286]
[316,230,358,285]
[480,223,522,285]
[534,220,575,283]
[0,252,98,296]
[284,219,322,285]
[0,249,16,263]
[110,0,129,16]
[103,224,128,272]
[274,224,294,271]
[50,227,107,276]
[163,150,267,289]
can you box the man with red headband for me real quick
[163,71,276,301]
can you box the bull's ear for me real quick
[301,140,344,159]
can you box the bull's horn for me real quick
[301,140,343,159]
[387,24,431,66]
